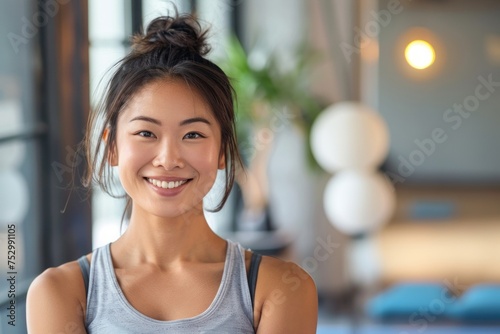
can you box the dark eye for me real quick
[184,132,204,139]
[137,131,155,138]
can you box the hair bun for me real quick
[132,14,210,56]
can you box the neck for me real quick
[112,204,226,267]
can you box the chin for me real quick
[149,204,203,221]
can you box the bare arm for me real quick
[26,262,87,334]
[254,258,318,334]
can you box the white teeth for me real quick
[148,178,187,189]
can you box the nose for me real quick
[152,138,185,170]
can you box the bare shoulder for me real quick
[254,255,318,334]
[28,260,85,299]
[259,255,317,294]
[27,258,89,334]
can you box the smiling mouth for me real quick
[146,178,190,189]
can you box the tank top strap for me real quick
[228,240,254,322]
[85,244,111,327]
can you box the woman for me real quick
[27,12,318,333]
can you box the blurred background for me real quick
[1,0,499,333]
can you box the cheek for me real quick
[117,138,151,172]
[187,145,220,176]
[192,150,218,168]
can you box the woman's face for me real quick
[112,79,224,219]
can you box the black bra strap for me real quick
[77,255,90,296]
[248,252,262,308]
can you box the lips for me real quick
[146,177,190,189]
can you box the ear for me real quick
[218,151,226,170]
[102,128,109,142]
[108,145,118,166]
[103,128,118,166]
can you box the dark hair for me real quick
[83,12,242,214]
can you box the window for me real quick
[1,1,92,332]
[0,1,46,332]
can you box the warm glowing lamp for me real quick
[405,40,435,69]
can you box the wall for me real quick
[377,0,500,184]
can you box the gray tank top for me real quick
[85,240,255,333]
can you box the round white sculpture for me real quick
[310,102,389,172]
[323,170,395,235]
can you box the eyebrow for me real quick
[129,116,211,126]
[179,117,211,126]
[129,116,161,125]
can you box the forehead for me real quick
[120,78,214,122]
